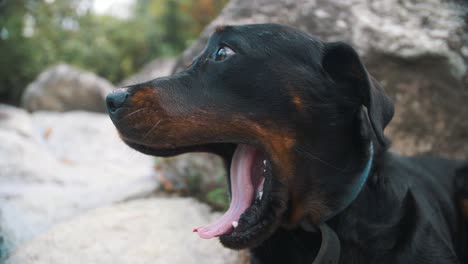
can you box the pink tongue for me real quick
[193,144,258,239]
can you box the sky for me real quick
[92,0,136,19]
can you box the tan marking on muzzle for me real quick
[129,87,158,108]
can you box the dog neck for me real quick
[252,144,407,263]
[299,144,374,264]
[324,142,374,220]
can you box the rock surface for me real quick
[119,58,176,87]
[154,153,228,210]
[5,198,240,264]
[173,0,468,158]
[0,105,157,256]
[21,64,115,113]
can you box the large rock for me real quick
[5,198,241,264]
[173,0,468,158]
[0,105,32,137]
[154,153,228,210]
[0,105,157,256]
[119,58,176,87]
[21,64,115,113]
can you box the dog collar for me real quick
[310,143,373,264]
[312,224,341,264]
[325,142,374,221]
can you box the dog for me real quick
[106,24,468,263]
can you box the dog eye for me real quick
[215,46,235,61]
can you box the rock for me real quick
[21,64,115,113]
[5,198,240,264]
[173,0,468,158]
[0,105,32,137]
[154,153,228,210]
[0,106,158,256]
[119,58,176,87]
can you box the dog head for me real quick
[107,24,394,249]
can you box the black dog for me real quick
[106,24,468,263]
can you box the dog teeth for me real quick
[232,221,238,228]
[257,191,263,200]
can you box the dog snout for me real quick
[106,89,129,113]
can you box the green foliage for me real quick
[206,187,229,211]
[0,0,227,105]
[185,170,229,211]
[197,172,229,211]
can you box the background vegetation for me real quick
[0,0,227,105]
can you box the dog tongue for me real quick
[194,144,259,239]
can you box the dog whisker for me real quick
[293,146,344,171]
[117,108,149,124]
[143,119,163,139]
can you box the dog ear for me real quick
[322,41,394,148]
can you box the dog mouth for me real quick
[123,139,283,249]
[194,144,268,238]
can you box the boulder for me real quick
[21,64,115,113]
[0,105,32,137]
[5,198,241,264]
[173,0,468,158]
[154,153,228,210]
[0,106,157,256]
[119,58,176,87]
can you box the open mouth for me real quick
[194,144,267,238]
[123,139,285,249]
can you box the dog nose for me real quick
[106,89,129,112]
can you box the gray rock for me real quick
[0,105,32,137]
[119,58,176,87]
[154,153,228,210]
[0,106,158,256]
[5,198,241,264]
[173,0,468,158]
[21,64,115,113]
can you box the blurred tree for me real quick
[0,0,227,105]
[0,0,28,104]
